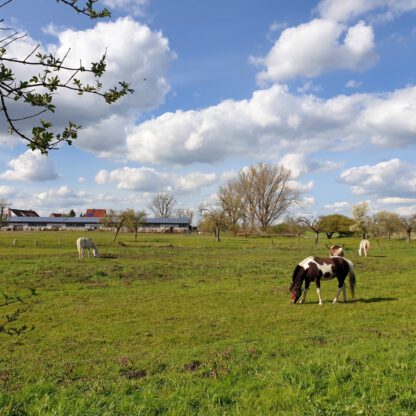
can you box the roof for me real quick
[85,209,107,217]
[8,208,39,217]
[144,217,190,225]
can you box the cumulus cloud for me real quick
[0,150,58,182]
[358,87,416,148]
[125,84,416,167]
[340,159,416,197]
[281,153,342,179]
[1,18,175,156]
[317,0,416,22]
[95,167,216,194]
[253,19,376,83]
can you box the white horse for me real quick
[76,237,99,258]
[358,239,370,257]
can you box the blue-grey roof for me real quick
[144,217,190,225]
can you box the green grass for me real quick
[0,231,415,415]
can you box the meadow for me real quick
[0,231,415,415]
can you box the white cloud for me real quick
[0,185,14,198]
[0,150,58,182]
[253,19,376,83]
[1,18,175,155]
[358,87,416,148]
[323,201,350,211]
[281,153,342,179]
[317,0,416,22]
[340,159,416,197]
[125,84,416,167]
[95,167,216,194]
[378,197,416,204]
[102,0,149,16]
[346,79,362,88]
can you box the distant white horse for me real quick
[358,239,370,257]
[76,237,99,258]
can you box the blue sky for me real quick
[1,0,416,219]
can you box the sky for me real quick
[1,0,416,220]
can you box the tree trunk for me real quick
[215,227,221,242]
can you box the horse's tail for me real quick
[345,258,356,298]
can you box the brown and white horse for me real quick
[290,256,356,305]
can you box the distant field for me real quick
[0,231,415,415]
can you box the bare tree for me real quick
[124,209,147,239]
[298,216,323,244]
[284,216,308,244]
[149,193,176,218]
[0,0,133,153]
[174,208,194,224]
[217,178,244,235]
[236,163,300,232]
[100,209,128,242]
[0,199,10,230]
[399,214,416,243]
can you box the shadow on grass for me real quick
[99,253,118,259]
[296,297,398,305]
[352,297,398,303]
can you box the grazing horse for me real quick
[329,244,344,257]
[358,239,370,257]
[290,256,356,305]
[76,237,99,258]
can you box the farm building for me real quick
[84,209,107,217]
[8,208,40,217]
[3,216,191,232]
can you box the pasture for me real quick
[0,231,415,415]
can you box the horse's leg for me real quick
[333,278,344,303]
[342,284,347,302]
[315,280,324,305]
[299,281,310,304]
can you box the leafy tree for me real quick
[350,202,370,238]
[199,203,227,242]
[318,214,354,239]
[148,193,176,218]
[372,211,401,240]
[0,0,133,153]
[124,209,147,239]
[0,199,10,229]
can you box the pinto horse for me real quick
[290,256,356,305]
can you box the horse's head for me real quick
[329,244,344,257]
[289,282,302,304]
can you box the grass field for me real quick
[0,231,415,415]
